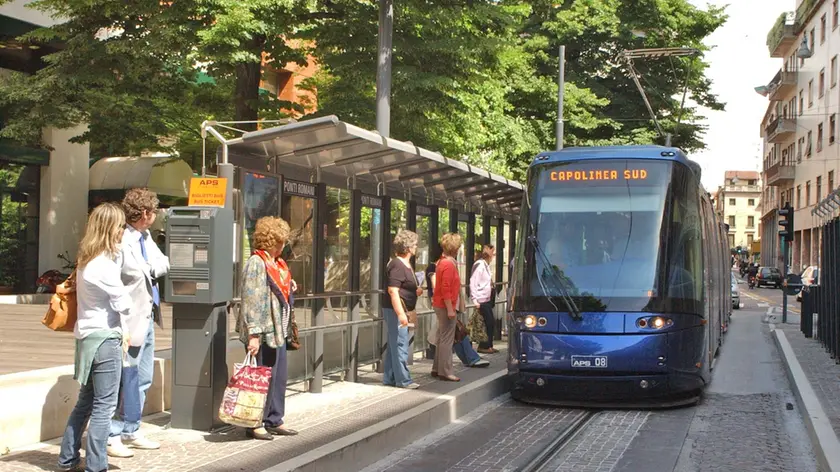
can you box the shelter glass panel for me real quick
[0,162,39,292]
[241,171,280,262]
[415,214,432,312]
[360,206,383,319]
[281,194,316,301]
[458,220,468,281]
[325,188,350,323]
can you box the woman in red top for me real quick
[431,232,465,381]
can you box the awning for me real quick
[224,116,523,218]
[88,155,193,198]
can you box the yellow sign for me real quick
[550,169,648,182]
[188,177,228,207]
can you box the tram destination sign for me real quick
[283,179,317,198]
[540,160,669,186]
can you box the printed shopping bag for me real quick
[468,308,488,344]
[218,353,272,428]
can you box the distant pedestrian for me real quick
[58,203,132,472]
[239,216,299,440]
[108,188,169,458]
[470,244,497,354]
[382,229,422,389]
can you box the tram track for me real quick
[516,410,600,472]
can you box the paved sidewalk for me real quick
[778,322,840,437]
[0,347,507,472]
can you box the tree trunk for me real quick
[234,60,262,131]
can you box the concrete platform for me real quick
[0,345,508,471]
[774,322,840,472]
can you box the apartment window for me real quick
[797,185,802,208]
[808,130,814,156]
[799,90,804,114]
[809,79,814,107]
[729,198,736,206]
[835,0,839,29]
[819,122,824,152]
[818,176,823,201]
[748,216,755,228]
[832,115,837,144]
[807,181,812,206]
[791,97,798,116]
[748,179,756,185]
[798,136,805,160]
[831,171,836,192]
[748,198,755,206]
[728,234,735,247]
[820,69,826,97]
[822,14,827,43]
[747,234,754,246]
[728,215,735,227]
[833,56,838,87]
[811,28,816,52]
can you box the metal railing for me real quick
[800,217,835,358]
[227,282,510,392]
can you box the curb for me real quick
[265,369,510,472]
[772,328,840,472]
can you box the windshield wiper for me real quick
[527,231,582,321]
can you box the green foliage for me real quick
[0,165,26,287]
[0,0,727,180]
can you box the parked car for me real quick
[730,273,740,310]
[796,266,820,301]
[756,267,782,289]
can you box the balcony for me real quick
[767,11,796,57]
[722,185,762,193]
[764,117,797,143]
[795,0,821,32]
[764,161,796,187]
[768,69,798,102]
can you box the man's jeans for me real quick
[452,335,482,366]
[58,338,122,472]
[111,317,155,439]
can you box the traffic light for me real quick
[779,203,794,242]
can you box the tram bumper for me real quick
[509,330,705,407]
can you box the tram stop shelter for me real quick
[202,115,524,393]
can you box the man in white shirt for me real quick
[108,188,170,458]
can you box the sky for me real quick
[687,0,792,190]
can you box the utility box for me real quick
[164,206,234,431]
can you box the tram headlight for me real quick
[523,315,537,328]
[636,316,673,330]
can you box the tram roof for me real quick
[224,115,523,218]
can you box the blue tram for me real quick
[507,146,731,407]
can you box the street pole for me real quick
[556,45,565,151]
[782,238,789,323]
[376,0,393,137]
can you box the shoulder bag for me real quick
[42,271,77,332]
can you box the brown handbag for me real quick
[454,319,468,343]
[42,271,78,332]
[285,309,300,351]
[399,298,417,326]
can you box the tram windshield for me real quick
[520,159,704,314]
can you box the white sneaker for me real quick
[123,433,160,450]
[106,437,135,458]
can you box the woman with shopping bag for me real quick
[236,216,299,441]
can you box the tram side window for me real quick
[664,176,704,314]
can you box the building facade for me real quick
[715,171,763,257]
[760,0,839,273]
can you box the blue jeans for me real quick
[256,343,288,427]
[454,335,482,366]
[111,317,154,438]
[59,338,122,472]
[382,308,413,387]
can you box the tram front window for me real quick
[523,159,704,314]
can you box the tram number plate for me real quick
[571,355,608,368]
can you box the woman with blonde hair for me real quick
[431,232,465,382]
[238,216,299,440]
[58,203,132,472]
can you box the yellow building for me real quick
[715,171,763,256]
